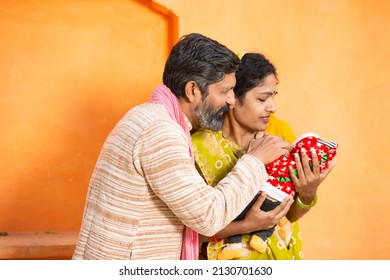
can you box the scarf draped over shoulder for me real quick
[149,84,198,260]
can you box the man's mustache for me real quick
[217,105,230,115]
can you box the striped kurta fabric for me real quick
[72,102,268,260]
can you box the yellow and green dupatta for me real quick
[191,114,303,260]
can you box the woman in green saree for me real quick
[192,53,335,260]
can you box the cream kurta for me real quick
[73,102,268,259]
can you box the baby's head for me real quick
[290,132,338,173]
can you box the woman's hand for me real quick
[289,149,336,204]
[286,149,336,222]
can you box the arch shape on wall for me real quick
[136,0,179,49]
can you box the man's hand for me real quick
[242,192,293,232]
[247,134,290,165]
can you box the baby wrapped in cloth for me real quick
[218,133,338,260]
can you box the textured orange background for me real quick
[0,0,171,230]
[1,0,389,259]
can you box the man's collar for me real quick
[183,114,193,131]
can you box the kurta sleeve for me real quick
[136,120,268,236]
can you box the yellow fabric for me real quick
[191,114,303,260]
[265,113,296,144]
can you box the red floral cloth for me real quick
[262,133,338,201]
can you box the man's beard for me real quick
[195,99,230,131]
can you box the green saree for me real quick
[191,115,303,260]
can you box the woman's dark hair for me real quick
[163,33,240,99]
[234,53,278,104]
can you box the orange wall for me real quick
[158,0,390,259]
[0,0,172,231]
[1,0,389,260]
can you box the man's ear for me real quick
[184,81,201,103]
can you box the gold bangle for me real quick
[295,194,318,209]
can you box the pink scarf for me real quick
[149,84,199,260]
